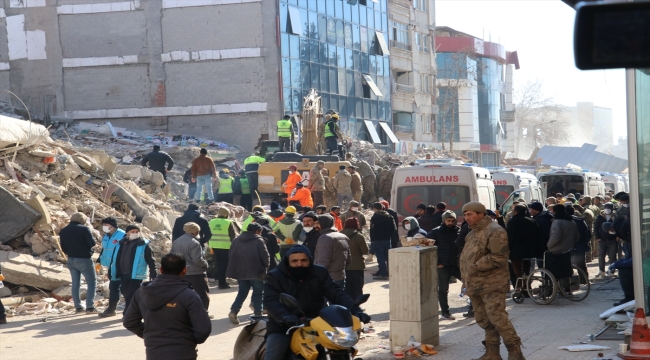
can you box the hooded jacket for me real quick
[417,213,436,233]
[370,210,396,242]
[314,215,351,281]
[506,212,544,260]
[123,274,211,359]
[533,211,553,251]
[403,216,427,237]
[264,245,358,335]
[594,210,618,241]
[332,169,352,195]
[572,215,592,253]
[225,231,269,280]
[340,228,369,271]
[547,213,580,254]
[60,221,96,259]
[170,234,208,276]
[459,216,510,296]
[288,187,314,208]
[172,209,212,245]
[428,224,460,267]
[141,149,174,173]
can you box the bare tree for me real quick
[513,79,569,150]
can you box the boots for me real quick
[463,306,475,318]
[474,341,502,360]
[98,301,117,318]
[228,311,240,324]
[506,343,526,360]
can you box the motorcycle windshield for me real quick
[318,305,353,328]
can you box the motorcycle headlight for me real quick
[323,326,358,348]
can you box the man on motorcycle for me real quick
[264,245,371,360]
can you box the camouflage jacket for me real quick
[459,216,510,296]
[308,166,325,191]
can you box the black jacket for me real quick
[59,221,95,259]
[172,210,212,246]
[595,213,618,242]
[302,230,320,256]
[417,213,436,233]
[114,238,157,280]
[427,225,460,267]
[533,211,553,251]
[455,221,470,252]
[387,208,400,244]
[264,246,358,335]
[506,213,543,260]
[261,226,280,270]
[141,150,174,173]
[430,211,444,230]
[123,274,211,359]
[370,211,396,242]
[572,216,592,253]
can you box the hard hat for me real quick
[332,114,339,119]
[223,168,229,173]
[285,206,297,214]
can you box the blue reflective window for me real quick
[336,20,344,47]
[353,50,360,70]
[300,38,310,60]
[289,35,300,59]
[343,2,351,22]
[383,57,389,76]
[355,72,363,97]
[299,8,309,37]
[359,5,367,26]
[308,0,317,10]
[317,0,326,14]
[298,0,307,9]
[368,31,377,55]
[338,68,346,95]
[379,100,385,120]
[382,14,387,33]
[380,0,386,12]
[344,23,353,48]
[327,18,336,44]
[367,7,374,29]
[329,68,338,94]
[375,55,382,74]
[291,59,301,88]
[339,96,348,116]
[346,70,354,97]
[345,48,353,70]
[366,0,374,9]
[330,95,339,114]
[337,46,345,68]
[356,98,363,118]
[310,40,319,62]
[280,3,288,33]
[311,63,319,89]
[363,100,370,119]
[321,94,330,112]
[309,11,318,39]
[281,33,290,57]
[288,0,297,5]
[319,41,328,63]
[353,25,360,50]
[374,11,381,32]
[360,26,368,52]
[318,15,327,42]
[301,61,311,89]
[328,44,337,66]
[320,66,329,92]
[361,52,369,73]
[348,97,355,118]
[284,87,292,112]
[335,0,343,18]
[292,89,302,110]
[282,58,291,87]
[326,0,334,16]
[352,4,359,25]
[371,100,378,119]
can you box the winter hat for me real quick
[317,214,335,230]
[218,207,230,217]
[441,210,456,221]
[183,222,201,234]
[462,202,486,214]
[614,192,627,200]
[247,222,263,232]
[604,202,615,209]
[344,217,360,230]
[301,211,318,221]
[101,217,118,228]
[380,200,390,210]
[620,193,630,202]
[566,193,576,199]
[125,224,141,232]
[70,212,88,224]
[565,205,575,215]
[529,202,544,212]
[187,203,199,211]
[349,200,360,207]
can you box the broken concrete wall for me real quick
[0,250,70,290]
[0,186,40,244]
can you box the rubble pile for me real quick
[349,140,458,167]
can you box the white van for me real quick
[600,173,627,194]
[489,168,544,206]
[537,169,606,198]
[391,161,496,220]
[500,187,545,215]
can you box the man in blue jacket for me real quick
[97,217,125,317]
[124,253,211,360]
[111,224,157,314]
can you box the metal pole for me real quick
[626,68,645,310]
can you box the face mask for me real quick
[128,233,140,240]
[303,226,313,233]
[289,171,294,174]
[609,231,616,235]
[404,224,411,230]
[351,207,358,212]
[622,204,629,208]
[288,265,311,280]
[605,209,612,215]
[102,226,111,233]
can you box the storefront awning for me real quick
[375,31,390,56]
[363,120,382,144]
[379,122,399,144]
[362,75,383,97]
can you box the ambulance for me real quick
[537,168,606,198]
[489,168,544,205]
[600,173,627,193]
[391,160,496,221]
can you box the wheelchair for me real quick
[511,252,590,305]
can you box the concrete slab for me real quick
[0,250,70,290]
[25,195,51,229]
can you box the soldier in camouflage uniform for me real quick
[347,154,377,206]
[459,202,525,360]
[378,164,398,202]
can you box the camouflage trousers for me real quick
[352,190,362,202]
[469,292,521,346]
[360,176,376,205]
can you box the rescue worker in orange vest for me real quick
[283,165,303,199]
[288,182,314,210]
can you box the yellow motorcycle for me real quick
[279,293,370,360]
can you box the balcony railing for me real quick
[395,125,413,133]
[389,0,411,9]
[500,110,515,122]
[396,83,415,94]
[390,40,412,52]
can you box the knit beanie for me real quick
[462,202,486,214]
[441,210,456,221]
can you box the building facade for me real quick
[387,0,438,154]
[434,26,519,167]
[0,0,395,152]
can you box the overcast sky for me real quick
[435,0,628,143]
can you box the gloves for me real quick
[0,274,4,281]
[282,315,300,327]
[355,312,371,324]
[95,263,102,274]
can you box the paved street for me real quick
[0,259,626,360]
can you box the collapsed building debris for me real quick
[349,139,459,168]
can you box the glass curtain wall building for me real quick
[279,0,392,144]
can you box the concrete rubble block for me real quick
[0,286,11,298]
[151,171,164,186]
[29,149,56,158]
[103,157,118,174]
[71,154,92,170]
[25,195,52,229]
[142,212,171,233]
[52,284,88,301]
[0,250,71,291]
[0,186,41,244]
